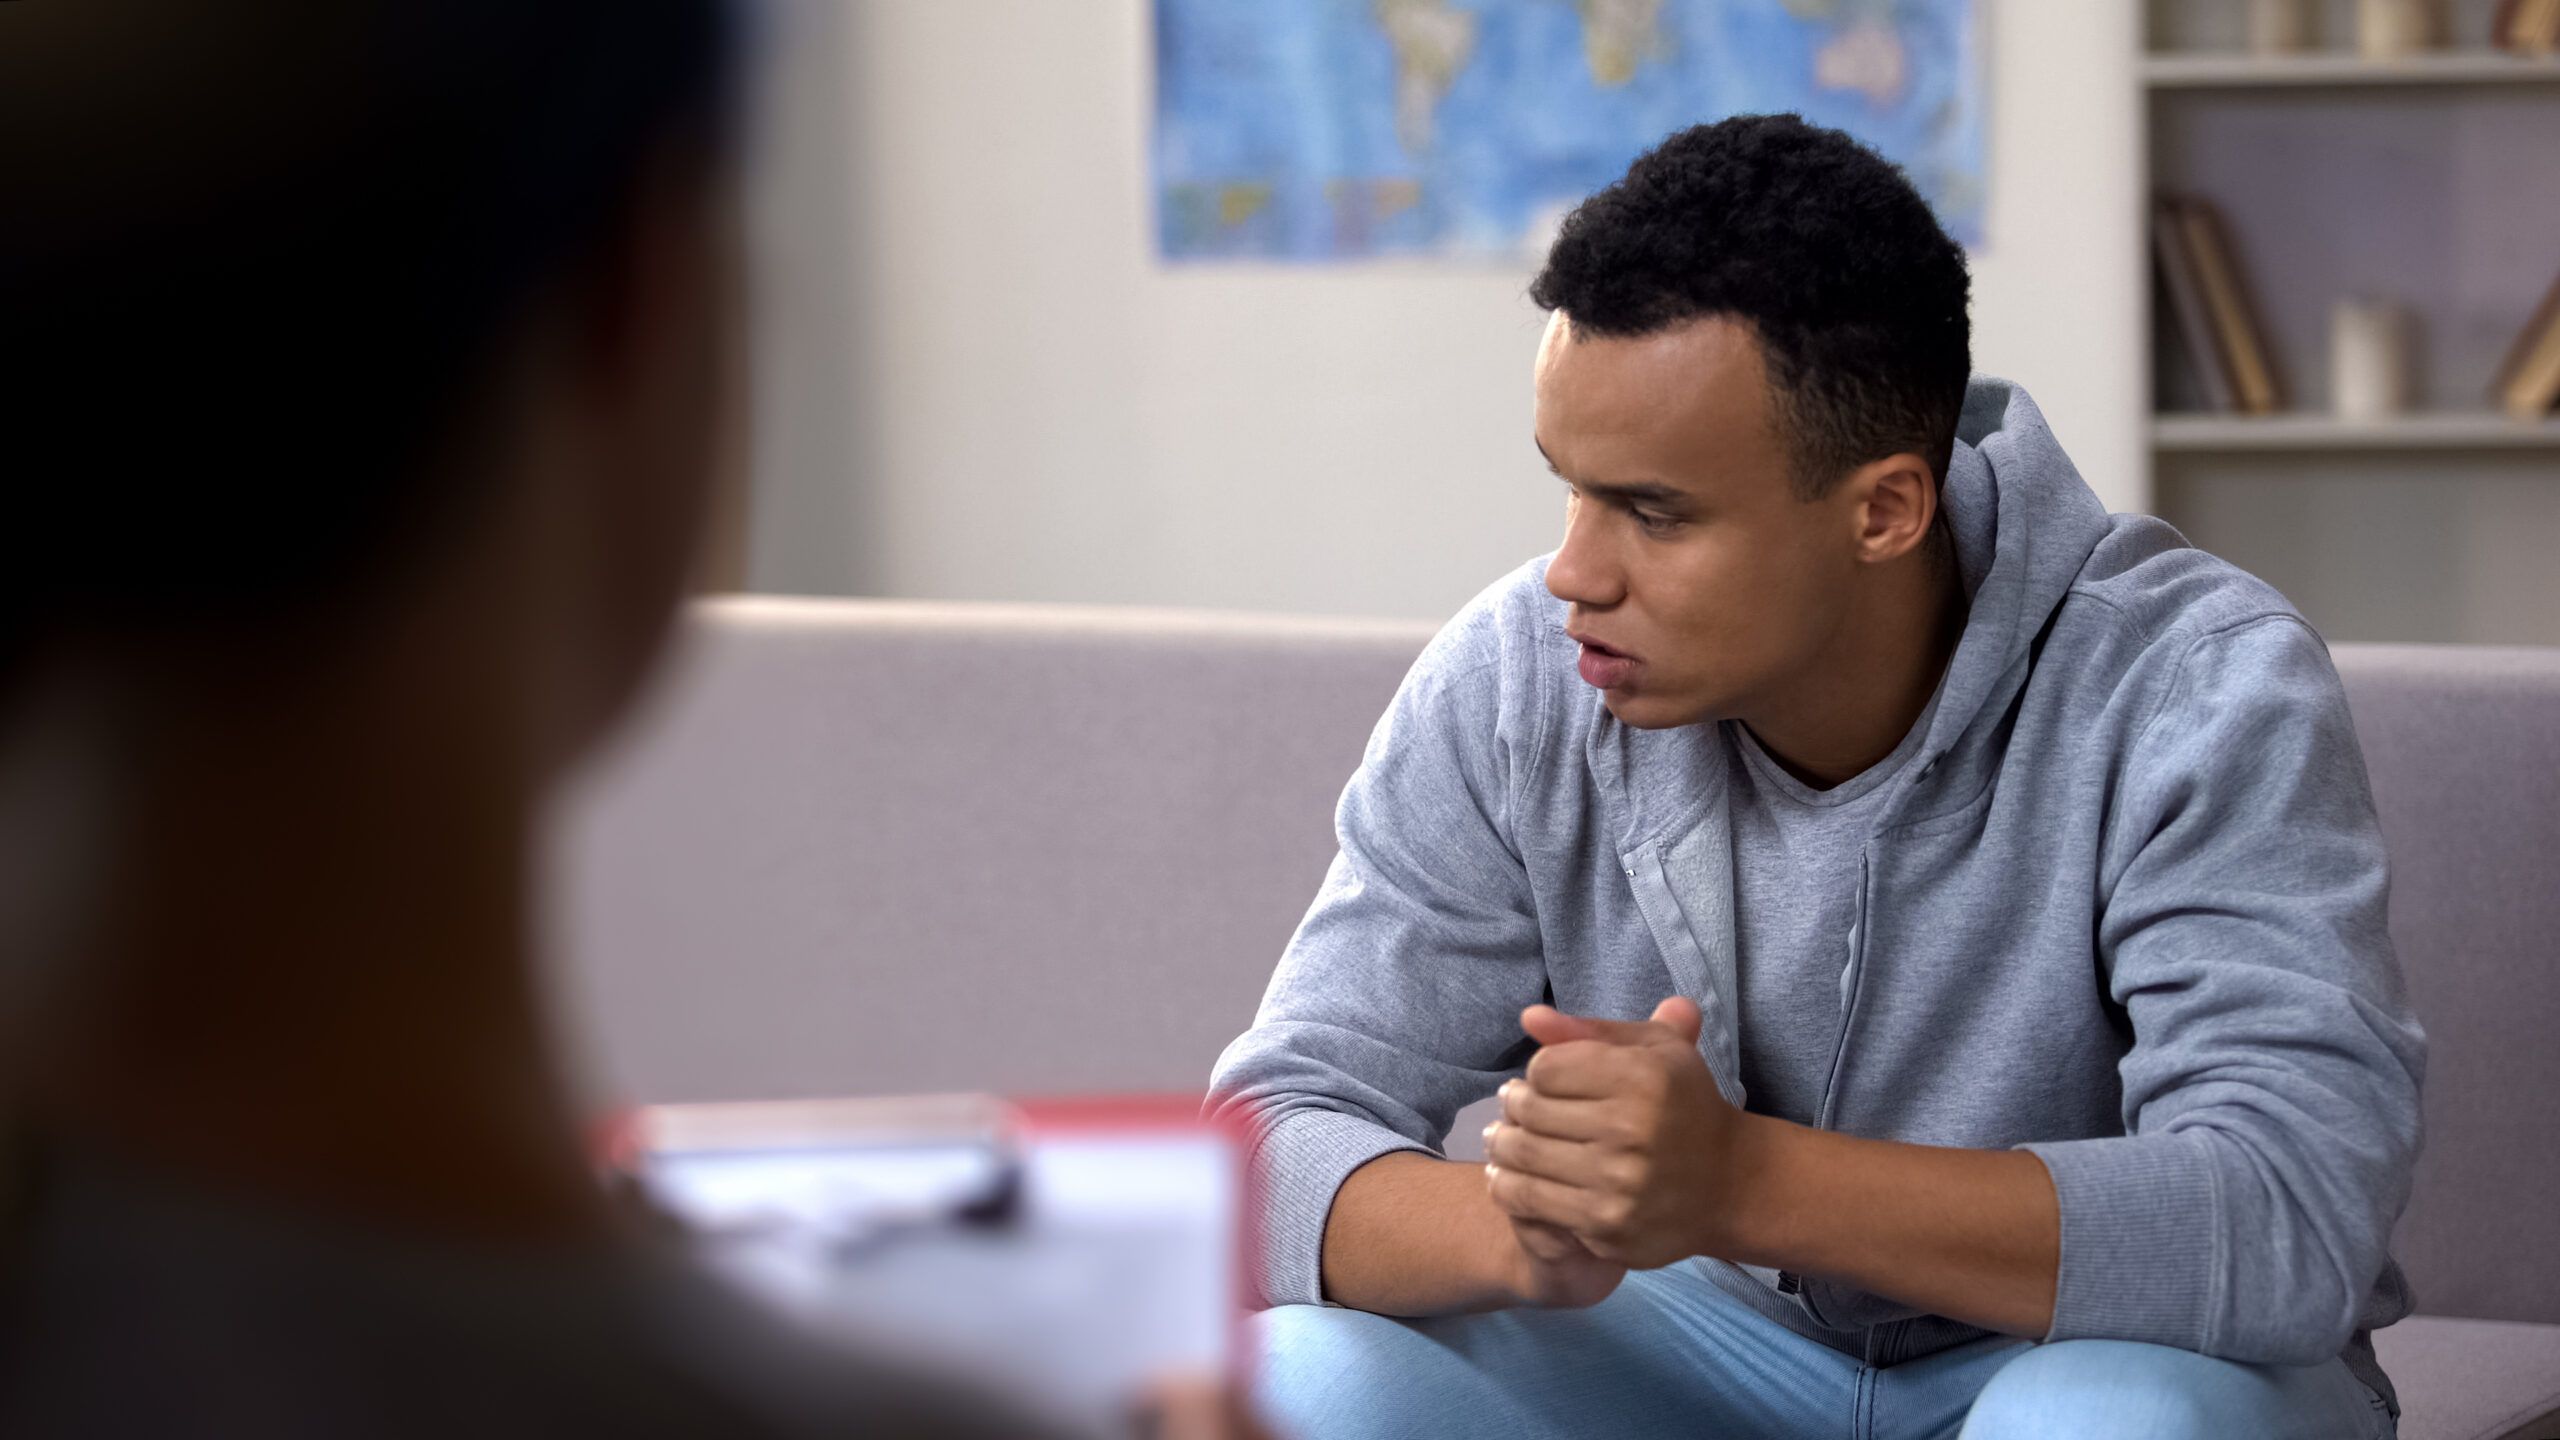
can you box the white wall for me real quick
[742,0,2142,621]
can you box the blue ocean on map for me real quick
[1153,0,1982,261]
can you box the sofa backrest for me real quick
[554,597,1431,1104]
[554,599,2560,1325]
[2330,646,2560,1326]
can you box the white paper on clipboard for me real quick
[617,1094,1242,1433]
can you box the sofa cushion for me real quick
[2374,1316,2560,1440]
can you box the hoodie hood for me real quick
[1579,375,2121,850]
[1914,376,2117,769]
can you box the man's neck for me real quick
[1743,537,1968,791]
[7,669,612,1244]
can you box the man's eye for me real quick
[1632,510,1683,535]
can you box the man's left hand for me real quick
[1483,997,1753,1270]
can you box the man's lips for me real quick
[1568,631,1639,689]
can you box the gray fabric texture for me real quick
[2333,646,2560,1330]
[1725,682,1942,1127]
[2371,1317,2560,1440]
[557,602,1433,1104]
[1204,377,2429,1415]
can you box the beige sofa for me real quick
[556,597,2560,1440]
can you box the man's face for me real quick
[1534,311,1864,730]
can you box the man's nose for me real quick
[1545,498,1622,609]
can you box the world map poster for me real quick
[1153,0,1983,262]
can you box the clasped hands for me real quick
[1483,997,1757,1303]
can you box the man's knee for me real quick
[1253,1305,1530,1440]
[1958,1340,2244,1440]
[1256,1304,1406,1390]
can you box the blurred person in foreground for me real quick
[1211,117,2423,1439]
[0,3,1251,1436]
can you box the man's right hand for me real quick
[1504,1215,1626,1308]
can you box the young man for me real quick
[0,4,1245,1436]
[1210,115,2423,1439]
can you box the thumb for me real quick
[1521,1004,1676,1048]
[1648,996,1704,1047]
[1520,1004,1613,1047]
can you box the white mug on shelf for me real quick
[2357,0,2440,59]
[2330,298,2414,420]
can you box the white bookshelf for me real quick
[2141,0,2560,646]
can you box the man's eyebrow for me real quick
[1535,444,1691,508]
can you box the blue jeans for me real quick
[1256,1261,2395,1440]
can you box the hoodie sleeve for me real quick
[2020,614,2427,1364]
[1205,604,1550,1310]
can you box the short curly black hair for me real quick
[1529,114,1971,498]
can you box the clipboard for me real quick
[603,1093,1248,1430]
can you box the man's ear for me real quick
[1846,452,1938,566]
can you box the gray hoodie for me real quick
[1206,378,2427,1416]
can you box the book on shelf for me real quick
[2164,194,2284,416]
[2152,197,2237,412]
[2503,0,2560,52]
[2491,269,2560,419]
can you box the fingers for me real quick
[1509,1216,1589,1263]
[1482,1119,1626,1192]
[1497,1079,1631,1144]
[1486,1162,1618,1237]
[1523,1037,1657,1100]
[1520,1003,1665,1048]
[1647,996,1704,1045]
[1519,1005,1606,1046]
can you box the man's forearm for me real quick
[1319,1152,1523,1316]
[1723,1113,2060,1339]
